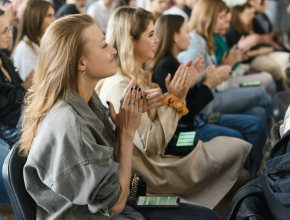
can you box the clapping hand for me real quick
[165,64,189,102]
[118,78,164,113]
[185,54,204,89]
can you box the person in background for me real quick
[182,0,197,18]
[0,9,33,219]
[151,14,265,180]
[13,0,55,81]
[214,8,276,96]
[99,7,252,219]
[178,0,271,136]
[150,0,170,20]
[120,0,136,7]
[163,0,189,22]
[253,0,288,52]
[227,3,290,91]
[21,13,219,220]
[55,0,86,18]
[87,0,119,35]
[0,8,33,148]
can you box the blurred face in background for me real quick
[150,0,170,15]
[174,22,191,52]
[259,0,268,14]
[239,7,255,26]
[249,0,262,12]
[213,10,227,34]
[40,6,55,35]
[219,12,231,36]
[0,15,12,49]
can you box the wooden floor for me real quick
[0,205,15,220]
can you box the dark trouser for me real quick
[126,198,220,220]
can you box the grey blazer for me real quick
[23,90,144,220]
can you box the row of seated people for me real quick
[1,0,290,219]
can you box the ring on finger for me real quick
[129,100,135,105]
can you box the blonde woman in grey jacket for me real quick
[20,14,220,220]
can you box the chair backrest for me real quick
[2,143,36,220]
[272,91,290,123]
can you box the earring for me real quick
[82,71,85,74]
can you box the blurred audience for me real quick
[151,14,265,178]
[178,0,271,135]
[0,9,32,149]
[55,0,86,18]
[87,0,119,34]
[213,8,276,96]
[13,0,55,81]
[227,3,290,91]
[0,9,31,217]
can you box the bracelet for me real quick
[159,94,189,115]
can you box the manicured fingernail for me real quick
[138,88,141,92]
[134,86,137,90]
[106,101,109,106]
[141,96,143,99]
[131,87,134,91]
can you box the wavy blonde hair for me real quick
[19,14,95,157]
[96,7,158,92]
[188,0,227,54]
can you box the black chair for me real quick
[272,91,290,123]
[2,143,36,220]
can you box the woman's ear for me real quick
[78,57,86,72]
[173,32,179,44]
[131,36,136,49]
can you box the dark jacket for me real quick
[253,14,273,35]
[55,4,80,19]
[152,52,213,124]
[0,50,25,129]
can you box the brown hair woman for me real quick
[12,0,55,81]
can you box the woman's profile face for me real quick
[174,22,191,53]
[0,15,12,50]
[239,7,254,26]
[219,12,231,36]
[133,21,159,64]
[41,6,55,36]
[80,24,117,81]
[213,10,227,34]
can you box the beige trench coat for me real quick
[98,72,251,209]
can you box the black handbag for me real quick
[130,174,147,198]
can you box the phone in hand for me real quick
[135,196,180,208]
[240,81,261,87]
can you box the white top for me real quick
[87,0,119,34]
[13,36,39,81]
[163,6,189,22]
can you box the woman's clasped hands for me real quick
[107,78,164,134]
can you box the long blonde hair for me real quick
[188,0,227,54]
[96,7,158,91]
[19,14,95,157]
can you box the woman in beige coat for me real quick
[97,7,252,217]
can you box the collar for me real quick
[66,90,110,131]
